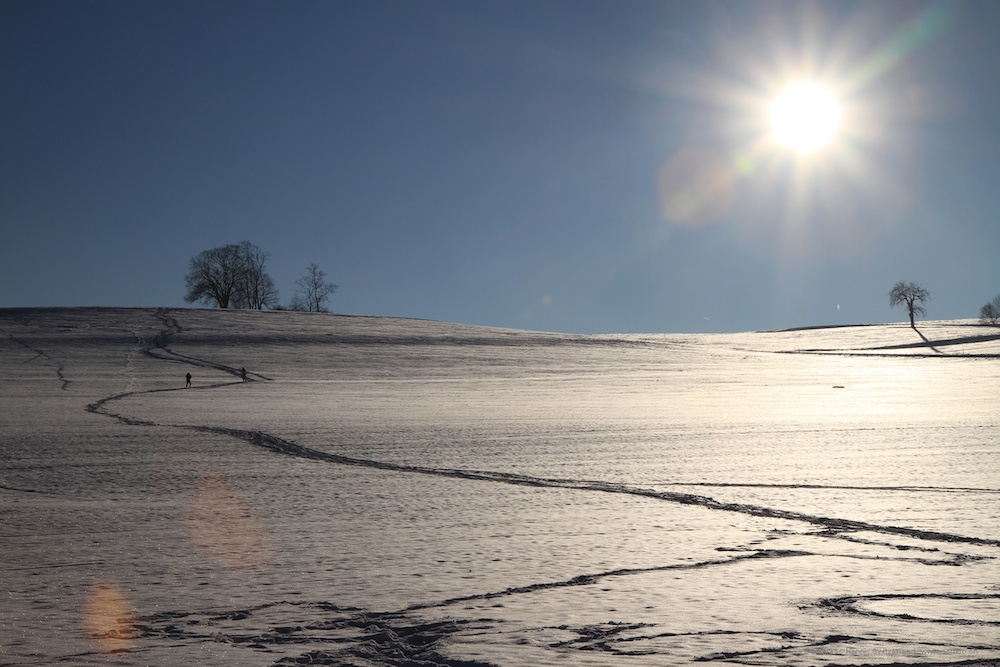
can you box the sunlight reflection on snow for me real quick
[3,310,997,665]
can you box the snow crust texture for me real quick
[2,307,998,666]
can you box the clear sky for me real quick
[3,0,999,333]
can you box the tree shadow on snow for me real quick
[870,328,1000,355]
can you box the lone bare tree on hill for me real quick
[184,241,278,309]
[291,263,338,312]
[889,281,929,328]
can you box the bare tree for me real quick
[184,242,277,309]
[980,294,1000,326]
[234,241,279,310]
[184,244,244,308]
[889,281,930,328]
[292,263,338,312]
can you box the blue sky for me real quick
[3,0,999,333]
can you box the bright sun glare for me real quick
[769,82,842,154]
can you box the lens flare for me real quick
[83,582,137,653]
[188,473,273,569]
[657,147,738,227]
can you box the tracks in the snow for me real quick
[9,334,71,390]
[80,309,1000,667]
[146,308,271,381]
[88,310,1000,552]
[180,423,1000,548]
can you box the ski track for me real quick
[8,334,71,390]
[87,318,1000,546]
[88,386,1000,550]
[24,309,1000,666]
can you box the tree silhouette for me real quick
[980,294,1000,326]
[184,242,277,309]
[291,263,338,312]
[889,281,929,328]
[184,244,243,308]
[233,241,278,310]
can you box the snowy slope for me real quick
[2,307,998,666]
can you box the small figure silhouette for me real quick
[185,372,192,388]
[240,367,247,383]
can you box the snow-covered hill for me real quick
[2,308,998,666]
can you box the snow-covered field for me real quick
[2,307,998,666]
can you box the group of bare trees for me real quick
[184,242,277,309]
[184,242,337,312]
[184,254,991,326]
[981,294,1000,326]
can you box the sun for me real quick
[769,82,842,154]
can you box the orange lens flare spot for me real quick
[83,582,137,653]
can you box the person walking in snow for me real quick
[240,367,247,383]
[185,372,192,388]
